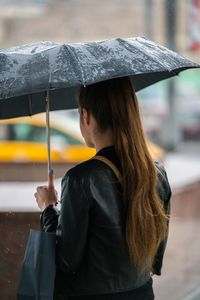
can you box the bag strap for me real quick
[92,155,123,185]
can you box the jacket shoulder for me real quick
[62,158,107,180]
[154,160,172,202]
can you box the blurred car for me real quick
[0,113,95,163]
[0,113,165,163]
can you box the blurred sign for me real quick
[188,0,200,51]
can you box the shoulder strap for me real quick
[92,155,123,184]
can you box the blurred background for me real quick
[0,1,200,300]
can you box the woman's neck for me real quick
[93,128,114,153]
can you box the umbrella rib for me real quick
[65,45,86,86]
[123,38,175,72]
[28,95,33,116]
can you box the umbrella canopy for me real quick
[0,36,200,120]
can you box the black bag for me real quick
[17,229,56,300]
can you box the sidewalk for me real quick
[1,151,200,211]
[164,152,200,192]
[153,217,200,300]
[154,145,200,300]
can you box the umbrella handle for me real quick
[48,168,54,188]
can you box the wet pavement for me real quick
[153,218,200,300]
[153,144,200,300]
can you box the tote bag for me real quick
[17,229,56,300]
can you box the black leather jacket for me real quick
[41,147,171,298]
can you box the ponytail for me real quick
[78,76,169,272]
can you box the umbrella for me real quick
[0,36,200,174]
[1,36,200,119]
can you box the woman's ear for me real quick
[82,108,90,126]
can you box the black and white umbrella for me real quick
[1,36,199,174]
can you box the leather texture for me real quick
[92,155,123,184]
[41,155,171,298]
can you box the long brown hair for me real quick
[78,76,169,272]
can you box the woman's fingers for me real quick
[37,186,47,192]
[35,186,57,200]
[34,176,58,211]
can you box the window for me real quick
[0,123,82,145]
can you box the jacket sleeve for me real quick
[40,170,91,275]
[152,161,172,276]
[40,205,60,232]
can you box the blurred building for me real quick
[188,0,200,51]
[0,0,199,63]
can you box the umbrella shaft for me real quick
[45,91,51,173]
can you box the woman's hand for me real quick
[34,170,58,211]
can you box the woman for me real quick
[35,76,171,300]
